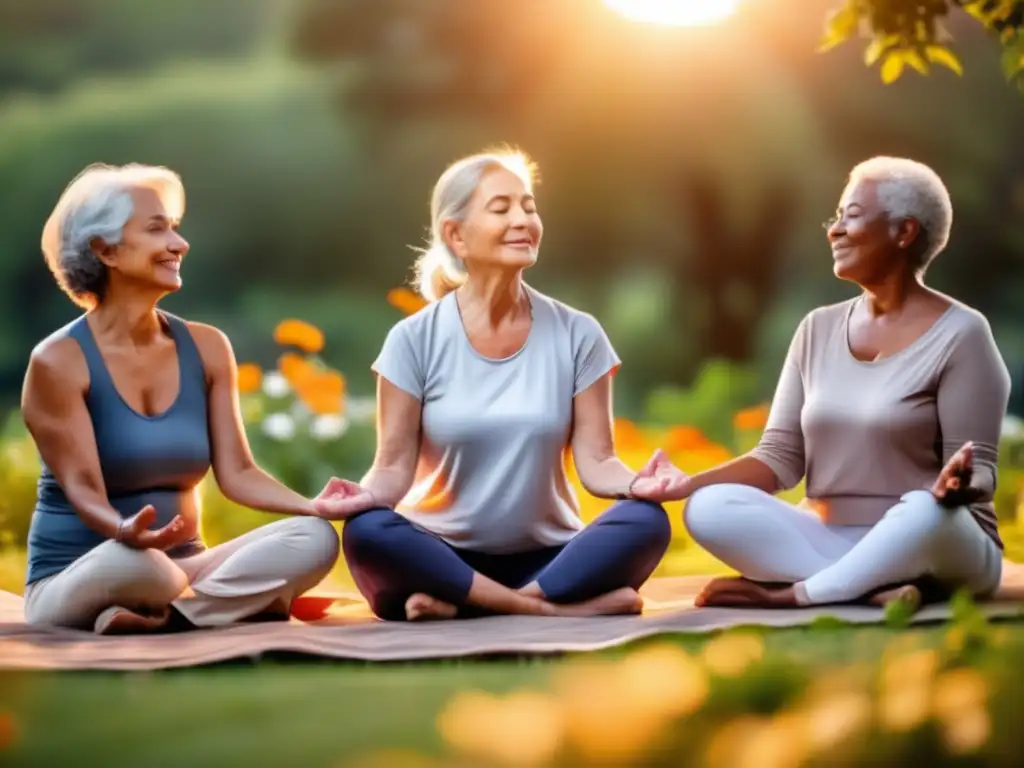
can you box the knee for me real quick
[888,490,948,533]
[281,516,341,574]
[613,499,672,548]
[341,507,400,560]
[683,484,760,544]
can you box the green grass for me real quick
[5,622,1015,768]
[3,530,1023,767]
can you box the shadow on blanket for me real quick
[2,568,1023,671]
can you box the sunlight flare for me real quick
[603,0,740,27]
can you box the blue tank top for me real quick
[26,312,210,585]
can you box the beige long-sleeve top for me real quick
[751,297,1010,548]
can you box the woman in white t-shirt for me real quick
[317,149,686,621]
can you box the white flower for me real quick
[1002,415,1024,438]
[311,414,349,441]
[262,372,290,399]
[346,396,377,423]
[262,412,295,441]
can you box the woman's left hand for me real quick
[932,441,985,508]
[628,449,691,502]
[312,477,379,520]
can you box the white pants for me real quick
[683,485,1003,605]
[24,516,340,630]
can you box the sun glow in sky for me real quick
[603,0,741,27]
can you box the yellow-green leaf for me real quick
[926,45,964,76]
[1000,47,1024,79]
[865,35,899,66]
[819,6,858,52]
[904,49,930,75]
[962,1,987,23]
[881,53,906,84]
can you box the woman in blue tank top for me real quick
[21,163,347,634]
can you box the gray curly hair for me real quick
[847,156,953,274]
[41,163,186,309]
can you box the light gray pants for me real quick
[24,516,340,630]
[683,485,1003,605]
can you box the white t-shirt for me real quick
[371,284,621,553]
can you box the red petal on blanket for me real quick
[289,596,336,622]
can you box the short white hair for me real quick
[412,149,536,302]
[847,156,953,271]
[41,163,186,308]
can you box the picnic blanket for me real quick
[3,568,1023,671]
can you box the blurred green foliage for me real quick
[821,1,1024,88]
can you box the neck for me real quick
[458,269,528,327]
[89,283,166,346]
[860,269,922,317]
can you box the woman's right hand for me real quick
[116,505,191,550]
[312,477,379,520]
[629,449,692,502]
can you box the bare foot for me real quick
[553,587,644,617]
[870,584,922,612]
[405,593,459,621]
[695,577,796,608]
[94,606,171,635]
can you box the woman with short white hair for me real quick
[678,156,1010,611]
[317,148,681,621]
[22,163,348,634]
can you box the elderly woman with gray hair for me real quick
[679,156,1010,611]
[21,163,348,634]
[315,148,680,621]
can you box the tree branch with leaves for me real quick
[820,0,1024,88]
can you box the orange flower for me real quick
[614,419,650,452]
[734,403,770,432]
[278,352,316,387]
[273,319,325,353]
[662,425,711,453]
[387,287,428,315]
[296,370,346,415]
[236,362,262,394]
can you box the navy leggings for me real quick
[342,500,672,621]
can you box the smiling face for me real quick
[94,185,189,296]
[445,166,543,272]
[827,178,907,285]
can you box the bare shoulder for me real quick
[183,321,234,375]
[27,325,89,390]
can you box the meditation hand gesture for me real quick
[313,477,378,520]
[116,505,192,550]
[628,449,691,503]
[932,442,985,508]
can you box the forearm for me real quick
[359,464,414,508]
[218,466,316,516]
[577,456,636,499]
[66,485,125,539]
[685,454,780,496]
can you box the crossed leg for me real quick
[24,516,340,633]
[342,500,672,621]
[682,484,1002,609]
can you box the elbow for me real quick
[747,448,802,492]
[212,461,258,504]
